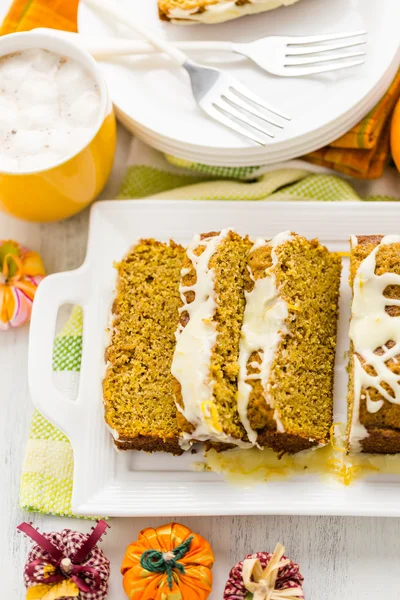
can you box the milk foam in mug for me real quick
[0,49,102,173]
[0,30,116,222]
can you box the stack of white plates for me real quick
[79,0,400,167]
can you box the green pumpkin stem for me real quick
[0,241,20,278]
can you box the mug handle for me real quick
[28,268,90,443]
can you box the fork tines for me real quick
[284,30,367,75]
[209,82,291,146]
[287,30,367,46]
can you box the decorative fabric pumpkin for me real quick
[121,522,214,600]
[17,521,110,600]
[224,545,304,600]
[0,240,45,330]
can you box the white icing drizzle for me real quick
[171,229,252,448]
[167,0,300,24]
[349,234,400,452]
[237,231,293,445]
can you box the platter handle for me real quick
[28,268,90,443]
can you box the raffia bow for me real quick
[242,544,304,600]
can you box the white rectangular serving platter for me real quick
[29,200,400,517]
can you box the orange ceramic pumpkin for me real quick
[121,523,214,600]
[391,97,400,172]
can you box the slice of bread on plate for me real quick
[158,0,301,24]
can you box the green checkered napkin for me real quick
[20,148,399,517]
[118,164,394,202]
[21,307,82,516]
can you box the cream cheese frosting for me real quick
[165,0,301,24]
[237,231,293,445]
[349,235,400,452]
[172,229,251,447]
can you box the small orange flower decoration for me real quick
[121,523,214,600]
[0,240,45,330]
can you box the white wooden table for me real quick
[1,123,400,599]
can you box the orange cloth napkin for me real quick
[304,69,400,179]
[0,0,79,35]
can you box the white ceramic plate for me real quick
[122,49,396,160]
[119,61,395,166]
[78,0,400,160]
[29,200,400,517]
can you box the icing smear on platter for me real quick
[194,424,400,486]
[166,0,300,24]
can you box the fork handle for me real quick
[36,29,235,57]
[88,39,235,59]
[93,39,234,57]
[83,0,191,66]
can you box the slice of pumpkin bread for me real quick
[158,0,301,24]
[171,229,253,448]
[238,232,342,453]
[103,239,185,454]
[347,234,400,454]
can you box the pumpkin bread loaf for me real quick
[171,230,341,454]
[238,232,342,453]
[104,231,341,456]
[171,229,253,448]
[103,239,185,454]
[347,235,400,454]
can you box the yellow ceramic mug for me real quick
[0,30,116,222]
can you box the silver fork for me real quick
[231,31,367,77]
[184,61,290,144]
[46,29,366,78]
[83,0,290,145]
